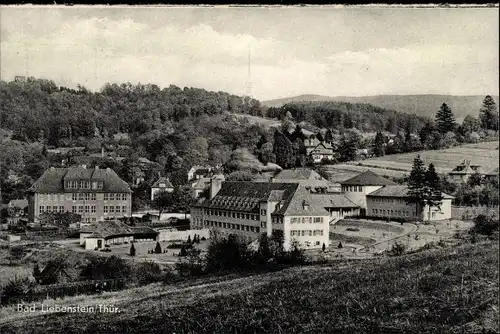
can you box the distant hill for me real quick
[263,94,499,121]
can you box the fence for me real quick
[1,278,127,305]
[451,205,500,221]
[157,228,210,242]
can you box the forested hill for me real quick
[263,94,499,121]
[267,101,431,133]
[0,79,266,146]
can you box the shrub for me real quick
[388,242,406,256]
[175,249,205,277]
[134,261,164,285]
[471,215,499,236]
[201,236,206,241]
[205,234,255,272]
[0,277,34,305]
[346,227,360,232]
[154,242,162,254]
[80,255,132,280]
[179,246,188,257]
[187,235,192,244]
[338,242,343,249]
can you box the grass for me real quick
[356,141,499,174]
[1,241,497,333]
[329,233,376,246]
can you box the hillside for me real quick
[1,242,497,333]
[263,94,499,121]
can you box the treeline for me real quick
[267,101,431,133]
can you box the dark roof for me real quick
[39,261,74,283]
[200,182,299,213]
[449,160,483,175]
[80,220,135,239]
[367,185,454,199]
[152,177,173,188]
[28,167,131,193]
[131,226,158,235]
[341,170,396,186]
[274,168,325,181]
[8,199,28,208]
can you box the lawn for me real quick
[355,141,499,174]
[1,241,497,333]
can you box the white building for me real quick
[151,177,174,200]
[190,179,359,250]
[366,185,454,221]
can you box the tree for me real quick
[407,155,427,218]
[479,95,499,131]
[338,132,358,162]
[153,190,174,216]
[435,103,456,134]
[324,129,334,144]
[459,114,481,135]
[179,245,188,257]
[33,263,41,283]
[373,131,385,157]
[130,243,136,257]
[467,172,483,188]
[423,163,443,222]
[154,241,162,254]
[338,242,343,249]
[187,235,192,244]
[322,243,326,252]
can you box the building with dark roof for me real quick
[151,177,174,200]
[27,166,132,223]
[79,220,158,250]
[191,179,360,250]
[448,160,483,183]
[340,170,397,214]
[366,185,454,221]
[273,168,338,192]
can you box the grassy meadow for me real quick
[355,141,499,174]
[1,241,497,334]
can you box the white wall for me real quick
[283,215,330,251]
[157,228,210,242]
[366,197,453,221]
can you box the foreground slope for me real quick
[1,241,497,333]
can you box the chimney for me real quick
[302,200,309,211]
[209,178,222,200]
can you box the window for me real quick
[78,206,83,213]
[82,181,90,189]
[314,217,322,223]
[104,194,109,200]
[261,209,266,215]
[91,218,97,222]
[109,193,115,201]
[315,241,320,246]
[91,206,96,213]
[72,193,77,201]
[59,206,64,213]
[304,217,311,224]
[256,227,260,233]
[39,206,45,213]
[52,205,58,212]
[245,214,249,220]
[431,212,436,218]
[97,182,103,189]
[109,206,115,213]
[91,193,96,201]
[72,206,76,213]
[116,206,121,213]
[291,217,298,224]
[78,193,84,201]
[250,226,254,232]
[85,206,89,213]
[122,206,127,213]
[261,221,266,228]
[245,226,250,232]
[301,230,306,236]
[122,194,127,200]
[308,230,312,236]
[85,193,90,201]
[104,206,108,213]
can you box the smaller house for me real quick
[7,199,28,227]
[36,260,77,285]
[191,174,225,199]
[448,160,483,183]
[79,220,158,250]
[308,142,335,164]
[151,177,174,200]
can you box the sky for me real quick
[1,6,498,101]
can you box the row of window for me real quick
[290,217,324,224]
[204,220,261,233]
[371,209,415,217]
[370,197,406,204]
[290,230,324,237]
[72,205,96,214]
[104,193,128,201]
[39,206,65,214]
[205,210,258,221]
[341,185,363,192]
[82,217,97,223]
[39,193,128,201]
[66,180,104,190]
[104,206,127,214]
[72,193,97,201]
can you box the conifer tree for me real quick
[130,243,136,257]
[324,129,334,144]
[154,241,162,254]
[33,263,41,283]
[435,103,456,134]
[373,131,385,157]
[424,163,444,222]
[187,235,192,244]
[322,243,326,252]
[407,155,427,217]
[479,95,499,131]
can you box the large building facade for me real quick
[27,166,132,223]
[191,178,360,250]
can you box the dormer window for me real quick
[302,200,309,211]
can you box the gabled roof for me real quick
[341,170,396,186]
[366,185,454,199]
[152,177,173,189]
[8,199,28,208]
[201,182,299,213]
[28,167,131,193]
[80,220,136,239]
[449,160,483,175]
[274,168,325,181]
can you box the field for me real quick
[1,241,497,333]
[352,141,499,174]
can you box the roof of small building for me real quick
[341,170,396,186]
[80,220,136,239]
[366,185,454,199]
[308,142,335,155]
[28,166,131,193]
[449,160,482,175]
[152,177,173,189]
[274,168,325,181]
[8,199,28,208]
